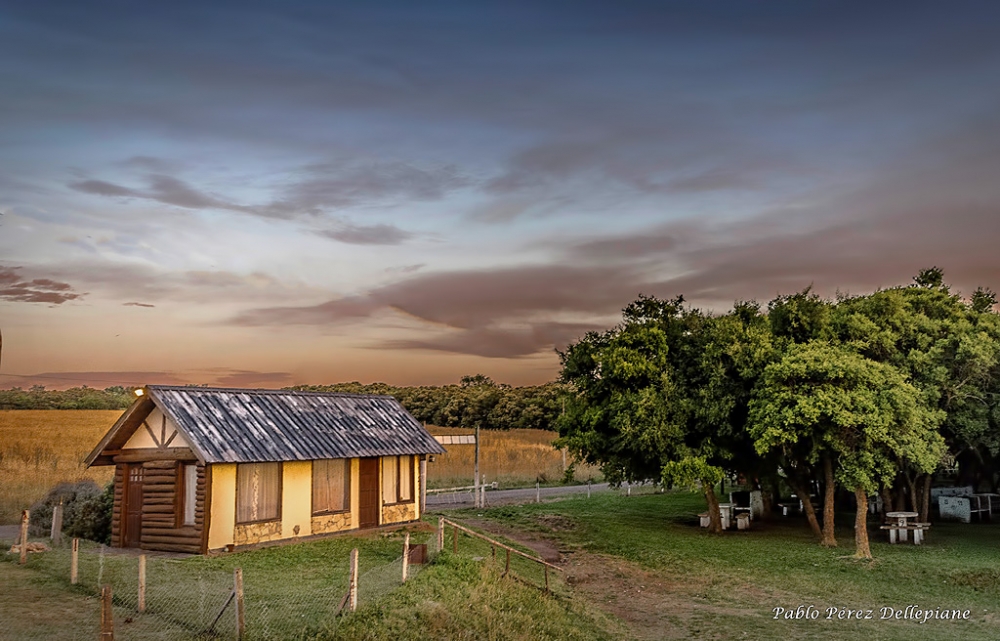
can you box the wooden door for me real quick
[358,458,379,529]
[123,464,144,547]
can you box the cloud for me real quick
[0,266,83,304]
[0,371,187,390]
[380,321,603,358]
[69,174,251,213]
[211,369,294,387]
[122,301,155,308]
[262,161,469,218]
[316,222,414,245]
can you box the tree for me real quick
[749,342,945,559]
[558,295,771,534]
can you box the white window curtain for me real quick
[312,459,349,514]
[237,462,281,523]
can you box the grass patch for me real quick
[449,491,1000,640]
[333,553,619,641]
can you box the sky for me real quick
[2,0,1000,389]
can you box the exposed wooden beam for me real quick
[113,448,197,463]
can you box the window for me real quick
[312,459,350,514]
[381,456,415,504]
[181,464,197,526]
[236,462,281,523]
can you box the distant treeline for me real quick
[0,385,135,410]
[0,377,568,431]
[292,376,568,431]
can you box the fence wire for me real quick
[3,513,436,641]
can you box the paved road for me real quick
[426,482,613,509]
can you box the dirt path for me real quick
[462,517,774,640]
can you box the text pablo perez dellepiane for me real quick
[773,605,971,624]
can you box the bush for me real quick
[28,480,112,544]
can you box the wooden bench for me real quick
[880,522,930,545]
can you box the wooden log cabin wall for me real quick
[111,460,208,553]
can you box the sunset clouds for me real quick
[2,1,999,387]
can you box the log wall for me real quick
[111,460,207,553]
[140,460,206,553]
[111,464,125,547]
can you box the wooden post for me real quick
[437,517,444,552]
[71,538,79,584]
[545,565,549,592]
[402,533,410,584]
[19,510,28,565]
[474,425,480,508]
[234,568,245,640]
[138,555,146,613]
[491,545,496,561]
[627,484,631,497]
[100,584,114,641]
[349,548,358,612]
[453,525,458,554]
[51,502,63,546]
[505,548,510,575]
[536,482,540,503]
[419,457,428,515]
[587,480,591,499]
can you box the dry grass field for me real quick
[424,425,600,489]
[0,410,118,524]
[0,411,599,523]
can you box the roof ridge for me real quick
[146,385,397,399]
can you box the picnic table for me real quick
[882,511,929,545]
[698,503,735,530]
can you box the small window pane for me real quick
[237,463,280,523]
[399,456,413,501]
[183,464,197,525]
[382,457,398,504]
[313,459,349,513]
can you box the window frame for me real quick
[311,459,351,516]
[235,462,283,525]
[175,463,198,527]
[382,455,416,506]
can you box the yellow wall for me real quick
[208,456,420,551]
[207,463,236,550]
[281,461,313,538]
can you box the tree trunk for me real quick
[920,475,932,523]
[894,477,907,512]
[760,478,775,521]
[879,485,893,523]
[821,456,837,547]
[853,487,872,560]
[906,473,920,514]
[788,477,822,540]
[703,484,723,534]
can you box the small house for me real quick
[85,385,446,554]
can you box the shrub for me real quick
[28,480,112,544]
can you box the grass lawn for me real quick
[445,491,1000,640]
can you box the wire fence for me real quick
[3,510,434,641]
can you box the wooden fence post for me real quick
[51,502,63,546]
[545,566,549,592]
[138,555,146,613]
[452,525,458,554]
[536,482,540,504]
[349,548,358,612]
[437,517,444,552]
[19,510,28,565]
[505,549,510,575]
[71,538,79,584]
[402,533,410,584]
[587,480,591,499]
[234,568,245,640]
[100,585,114,641]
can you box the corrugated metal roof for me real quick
[147,385,445,464]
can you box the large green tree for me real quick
[749,342,945,559]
